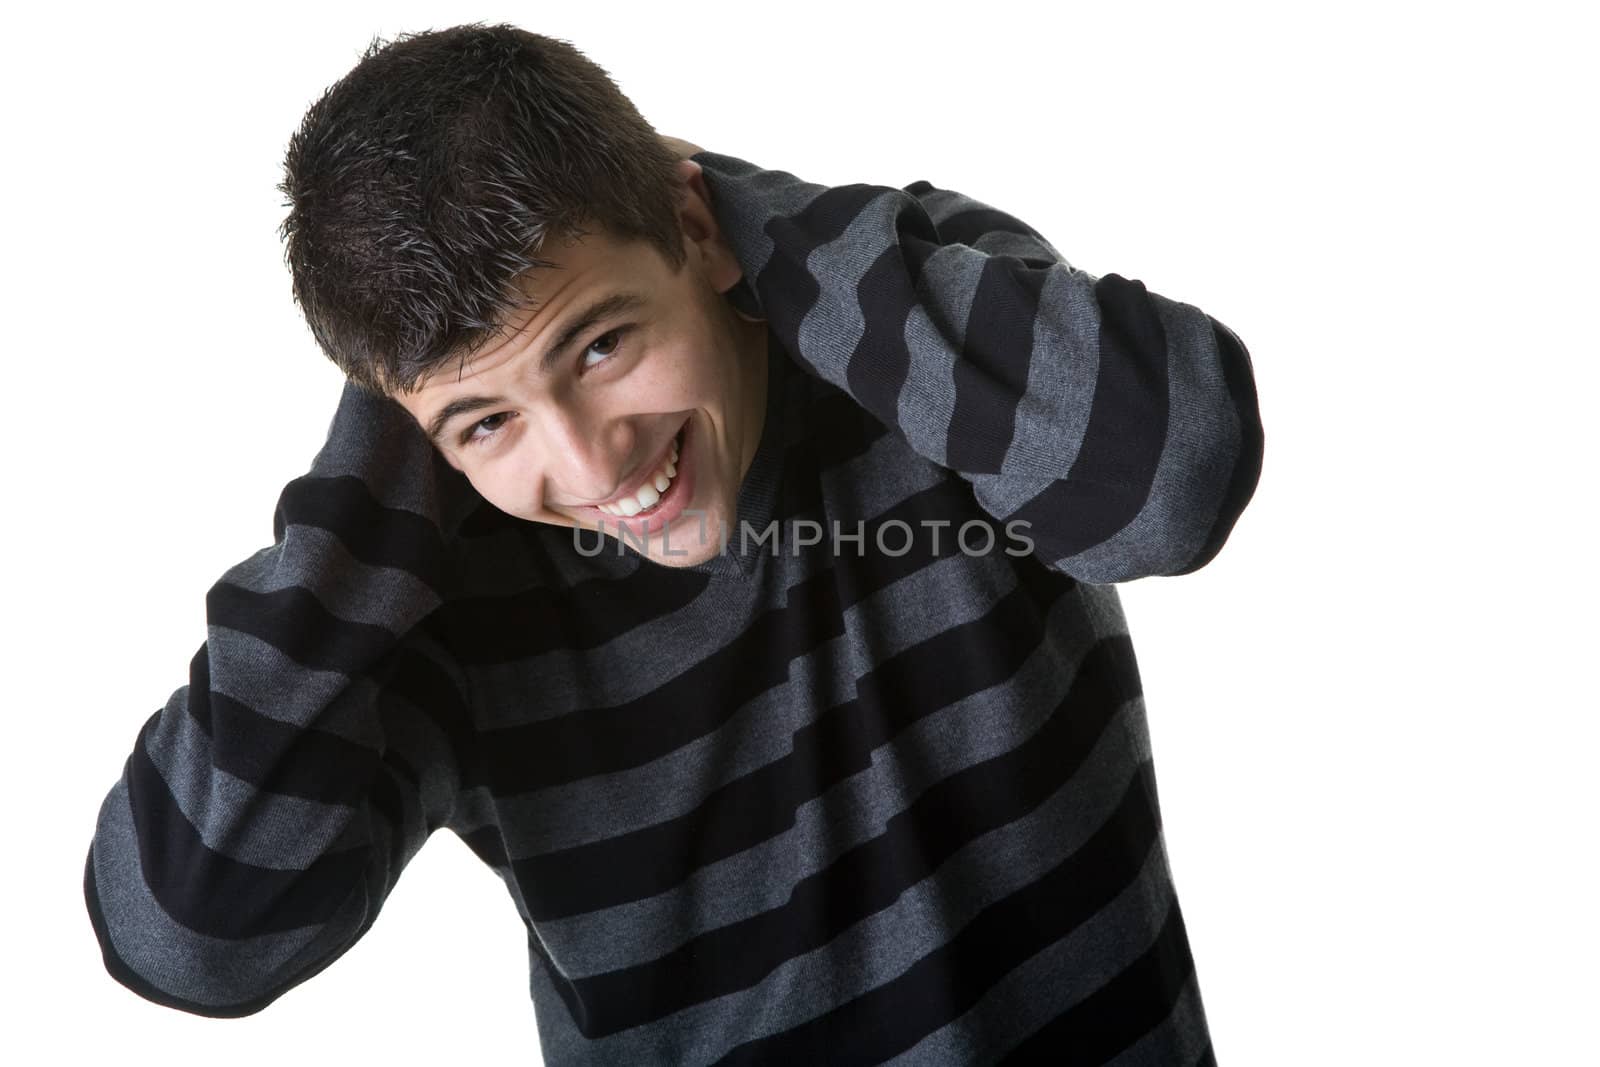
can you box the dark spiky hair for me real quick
[278,23,685,396]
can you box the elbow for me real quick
[82,780,368,1019]
[1167,416,1264,577]
[1146,321,1264,579]
[1023,315,1263,584]
[84,840,276,1019]
[1150,316,1264,578]
[1176,316,1264,574]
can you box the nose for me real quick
[536,402,633,507]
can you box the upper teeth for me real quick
[598,435,680,517]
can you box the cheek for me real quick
[634,333,725,408]
[465,464,540,521]
[463,469,510,512]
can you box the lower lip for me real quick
[582,420,695,540]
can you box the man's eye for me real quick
[581,327,630,370]
[463,412,512,448]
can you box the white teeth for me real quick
[596,432,682,518]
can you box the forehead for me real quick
[497,228,648,328]
[394,232,668,437]
[453,229,665,365]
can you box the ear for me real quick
[670,159,746,298]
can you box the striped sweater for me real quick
[84,150,1263,1064]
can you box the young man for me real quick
[85,23,1262,1066]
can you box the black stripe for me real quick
[753,184,879,365]
[381,630,475,787]
[369,761,408,873]
[843,243,917,430]
[997,896,1199,1064]
[947,254,1052,475]
[935,205,1048,248]
[1006,273,1171,562]
[206,581,411,677]
[184,642,212,733]
[438,565,712,663]
[208,686,380,806]
[541,632,1138,1040]
[1176,318,1264,575]
[127,720,371,938]
[803,385,892,472]
[181,639,376,806]
[208,634,465,805]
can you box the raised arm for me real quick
[83,381,481,1016]
[691,150,1264,583]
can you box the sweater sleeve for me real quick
[692,150,1264,583]
[83,380,482,1017]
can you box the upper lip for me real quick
[587,425,680,508]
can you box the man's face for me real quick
[393,164,769,567]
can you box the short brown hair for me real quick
[278,24,684,395]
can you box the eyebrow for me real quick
[424,289,649,447]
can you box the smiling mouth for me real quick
[592,422,686,518]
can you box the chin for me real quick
[648,541,721,568]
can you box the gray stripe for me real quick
[795,188,907,394]
[141,689,369,870]
[307,381,464,521]
[908,185,973,224]
[972,227,1071,263]
[913,186,1071,266]
[969,264,1105,518]
[694,153,829,290]
[897,243,985,468]
[819,415,949,524]
[222,526,440,631]
[203,624,384,743]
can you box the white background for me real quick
[5,1,1595,1063]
